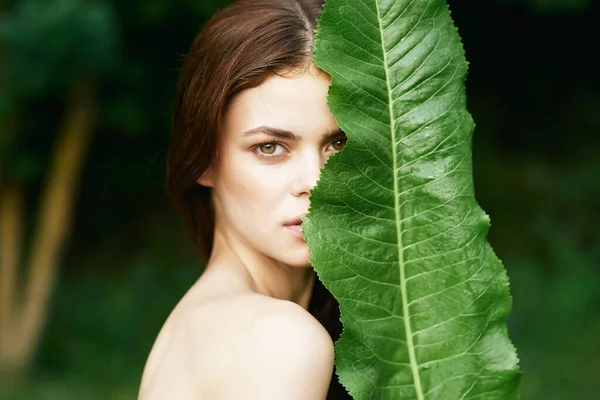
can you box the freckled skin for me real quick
[138,65,344,400]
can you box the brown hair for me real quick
[166,0,350,398]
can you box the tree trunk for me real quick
[0,186,23,384]
[0,7,23,381]
[0,111,19,357]
[0,74,96,383]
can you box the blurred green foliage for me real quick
[0,0,119,187]
[0,0,598,398]
[505,0,590,13]
[0,0,118,98]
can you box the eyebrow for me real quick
[241,126,346,141]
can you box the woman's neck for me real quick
[206,228,316,309]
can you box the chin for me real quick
[291,259,313,268]
[281,248,312,268]
[261,232,312,267]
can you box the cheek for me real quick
[217,155,289,222]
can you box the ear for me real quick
[196,167,215,188]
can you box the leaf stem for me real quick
[374,0,424,398]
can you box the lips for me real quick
[284,218,303,226]
[283,215,306,240]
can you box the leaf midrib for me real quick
[374,1,424,399]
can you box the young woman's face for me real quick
[200,65,344,267]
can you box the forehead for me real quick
[222,67,339,138]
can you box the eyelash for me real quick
[253,139,347,160]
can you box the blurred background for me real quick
[0,0,598,398]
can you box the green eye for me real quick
[332,139,347,151]
[259,143,277,154]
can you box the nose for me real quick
[292,151,324,197]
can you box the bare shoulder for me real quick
[190,294,335,399]
[139,270,335,400]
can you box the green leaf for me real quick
[304,0,522,398]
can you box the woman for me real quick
[139,0,351,398]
